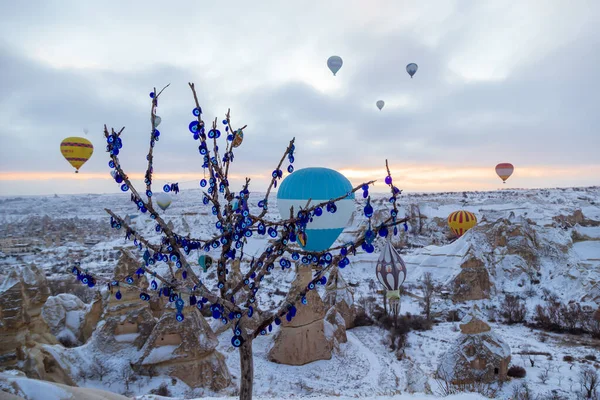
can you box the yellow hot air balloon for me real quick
[447,210,477,237]
[60,137,94,173]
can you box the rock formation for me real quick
[324,267,356,329]
[94,250,156,352]
[42,293,101,346]
[1,370,130,400]
[268,267,340,365]
[136,307,231,390]
[452,255,491,302]
[0,264,74,386]
[436,305,511,385]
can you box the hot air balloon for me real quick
[327,56,343,76]
[277,167,354,252]
[376,100,385,111]
[198,255,213,272]
[447,210,477,237]
[495,163,514,183]
[406,63,418,78]
[155,192,172,211]
[375,237,407,317]
[232,129,244,148]
[60,137,94,173]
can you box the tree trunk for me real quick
[239,338,254,400]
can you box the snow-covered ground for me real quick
[1,186,599,399]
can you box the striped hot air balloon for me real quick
[495,163,514,183]
[60,137,94,173]
[375,238,407,316]
[447,210,477,237]
[277,167,355,252]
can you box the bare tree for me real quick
[90,356,107,382]
[71,83,408,400]
[421,272,435,320]
[122,366,134,393]
[579,366,600,399]
[500,294,527,324]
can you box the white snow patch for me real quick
[114,333,140,342]
[141,344,178,365]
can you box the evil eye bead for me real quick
[231,335,244,347]
[192,107,201,116]
[176,313,185,322]
[163,184,171,193]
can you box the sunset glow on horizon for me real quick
[1,163,598,196]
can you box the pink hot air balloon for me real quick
[495,163,514,183]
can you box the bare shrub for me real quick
[538,366,550,384]
[508,365,527,378]
[511,381,535,400]
[560,303,583,332]
[446,309,461,322]
[149,383,172,397]
[353,309,374,327]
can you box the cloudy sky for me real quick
[0,0,598,196]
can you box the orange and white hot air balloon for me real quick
[447,210,477,237]
[495,163,514,183]
[60,137,94,173]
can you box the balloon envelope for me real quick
[60,137,94,173]
[447,210,477,237]
[375,239,407,292]
[277,167,355,252]
[376,100,385,110]
[155,192,172,211]
[406,63,418,78]
[495,163,514,183]
[327,56,343,76]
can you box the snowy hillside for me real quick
[1,186,599,400]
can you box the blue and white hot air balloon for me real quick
[277,167,355,252]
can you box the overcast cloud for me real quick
[0,0,598,195]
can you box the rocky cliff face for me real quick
[267,267,348,366]
[137,307,231,390]
[0,264,74,386]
